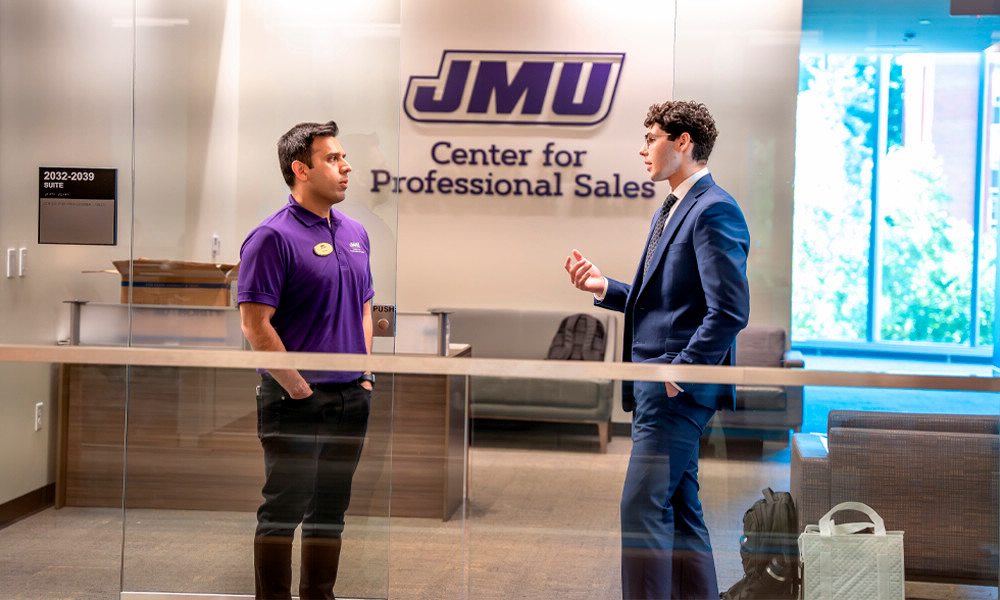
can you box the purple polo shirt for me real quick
[238,195,374,383]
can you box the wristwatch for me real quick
[358,373,375,387]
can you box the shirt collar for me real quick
[286,194,342,227]
[669,167,710,202]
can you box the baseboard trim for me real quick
[0,483,55,530]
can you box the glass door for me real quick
[122,1,400,597]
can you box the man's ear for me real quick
[291,159,310,182]
[677,132,696,158]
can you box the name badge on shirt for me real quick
[313,242,333,256]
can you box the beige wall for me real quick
[395,0,675,315]
[674,0,802,333]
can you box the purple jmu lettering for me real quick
[413,60,470,113]
[467,61,552,114]
[553,62,612,116]
[405,51,625,126]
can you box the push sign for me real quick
[373,304,396,337]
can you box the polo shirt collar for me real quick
[286,194,343,227]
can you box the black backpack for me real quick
[720,488,800,600]
[545,314,606,361]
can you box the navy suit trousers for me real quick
[621,381,718,600]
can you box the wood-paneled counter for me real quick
[56,346,469,520]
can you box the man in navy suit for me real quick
[565,100,750,599]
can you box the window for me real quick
[793,51,998,352]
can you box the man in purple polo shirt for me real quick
[238,120,374,600]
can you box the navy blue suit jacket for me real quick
[596,174,750,412]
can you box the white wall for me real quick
[0,0,133,505]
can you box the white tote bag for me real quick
[798,501,904,600]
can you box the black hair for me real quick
[277,120,340,188]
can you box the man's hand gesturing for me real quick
[564,249,607,295]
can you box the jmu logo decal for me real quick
[404,50,625,126]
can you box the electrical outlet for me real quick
[34,402,43,432]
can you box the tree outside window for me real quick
[793,53,996,349]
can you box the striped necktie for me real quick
[643,193,678,276]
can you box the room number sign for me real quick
[38,167,117,245]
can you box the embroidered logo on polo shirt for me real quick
[349,241,365,254]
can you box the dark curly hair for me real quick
[643,101,717,163]
[277,120,340,188]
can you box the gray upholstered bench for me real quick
[439,308,617,452]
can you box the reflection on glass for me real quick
[3,0,999,597]
[112,364,390,597]
[0,363,127,600]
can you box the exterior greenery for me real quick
[793,55,996,347]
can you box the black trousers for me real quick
[255,376,370,540]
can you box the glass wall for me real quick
[1,1,401,598]
[124,1,401,597]
[1,1,134,598]
[794,24,999,355]
[0,2,998,600]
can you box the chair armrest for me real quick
[790,433,829,532]
[782,350,805,369]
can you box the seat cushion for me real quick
[734,385,787,410]
[471,376,611,409]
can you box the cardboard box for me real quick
[225,263,240,307]
[112,259,237,306]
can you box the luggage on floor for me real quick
[720,487,800,600]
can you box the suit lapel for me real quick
[638,174,716,293]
